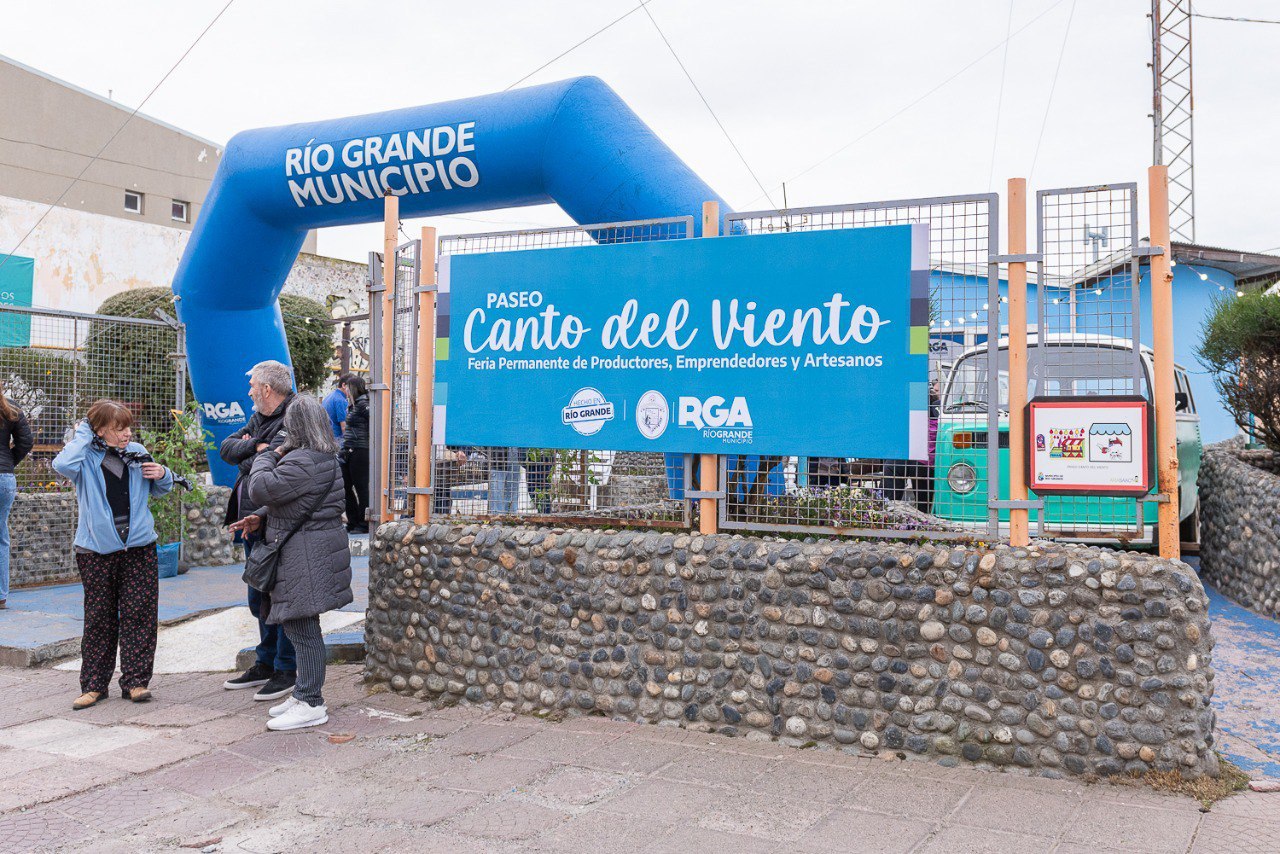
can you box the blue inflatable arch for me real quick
[173,77,728,484]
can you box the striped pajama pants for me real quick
[280,616,326,706]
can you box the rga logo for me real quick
[677,396,754,445]
[636,390,669,440]
[201,401,246,423]
[561,387,614,436]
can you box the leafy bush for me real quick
[1197,291,1280,452]
[279,294,334,392]
[137,403,213,544]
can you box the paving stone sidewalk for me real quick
[0,664,1275,853]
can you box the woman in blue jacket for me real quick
[53,400,173,710]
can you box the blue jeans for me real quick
[244,540,296,672]
[0,473,14,600]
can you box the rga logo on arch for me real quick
[200,401,247,423]
[678,395,753,444]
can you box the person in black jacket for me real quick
[219,360,298,700]
[0,382,33,609]
[339,375,370,533]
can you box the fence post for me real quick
[1007,179,1030,547]
[698,200,720,535]
[414,226,437,525]
[1147,165,1180,558]
[377,193,398,525]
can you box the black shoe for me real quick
[254,670,296,701]
[223,662,273,691]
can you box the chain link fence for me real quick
[0,303,184,585]
[720,196,1000,541]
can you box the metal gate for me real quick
[1033,183,1149,538]
[720,195,1002,541]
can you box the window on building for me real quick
[171,200,190,223]
[124,191,144,214]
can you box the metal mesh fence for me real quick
[1035,184,1145,537]
[428,445,689,528]
[0,304,183,492]
[0,303,183,585]
[412,216,697,527]
[387,240,419,514]
[720,197,999,540]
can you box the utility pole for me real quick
[1151,0,1195,243]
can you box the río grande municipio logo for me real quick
[562,387,614,436]
[636,390,669,440]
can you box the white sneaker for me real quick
[269,695,301,717]
[267,701,328,731]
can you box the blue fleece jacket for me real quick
[52,421,175,554]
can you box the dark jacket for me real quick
[0,402,33,475]
[219,392,295,525]
[248,447,351,624]
[341,394,369,452]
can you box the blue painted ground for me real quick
[1191,555,1280,780]
[0,558,368,653]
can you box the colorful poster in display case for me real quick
[1027,396,1150,495]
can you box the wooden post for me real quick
[1148,165,1180,558]
[379,193,397,525]
[414,226,437,524]
[1007,179,1030,547]
[698,200,720,535]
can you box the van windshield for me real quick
[944,345,1148,414]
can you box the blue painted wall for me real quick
[929,263,1237,444]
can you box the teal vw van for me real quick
[932,334,1202,546]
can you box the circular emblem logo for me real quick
[636,390,669,440]
[561,387,614,436]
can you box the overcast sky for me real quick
[2,0,1276,262]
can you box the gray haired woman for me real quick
[237,395,351,731]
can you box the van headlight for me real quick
[947,463,977,494]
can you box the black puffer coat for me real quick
[248,448,352,624]
[342,393,369,452]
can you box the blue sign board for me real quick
[0,254,35,348]
[442,225,931,459]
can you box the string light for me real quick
[957,317,965,325]
[942,320,951,327]
[1237,291,1245,298]
[1093,288,1103,295]
[982,303,989,310]
[1198,272,1209,281]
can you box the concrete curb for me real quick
[0,605,239,669]
[234,630,365,671]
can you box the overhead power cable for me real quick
[1028,0,1078,182]
[988,0,1017,191]
[0,0,237,274]
[640,3,776,208]
[505,0,653,91]
[741,0,1069,210]
[1192,12,1280,25]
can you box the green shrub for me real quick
[138,403,213,544]
[1197,291,1280,452]
[279,294,334,391]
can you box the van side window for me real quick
[1175,370,1196,413]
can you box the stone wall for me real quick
[181,485,242,567]
[8,485,240,589]
[366,523,1219,779]
[1199,441,1280,617]
[9,491,78,587]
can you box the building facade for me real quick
[0,53,325,314]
